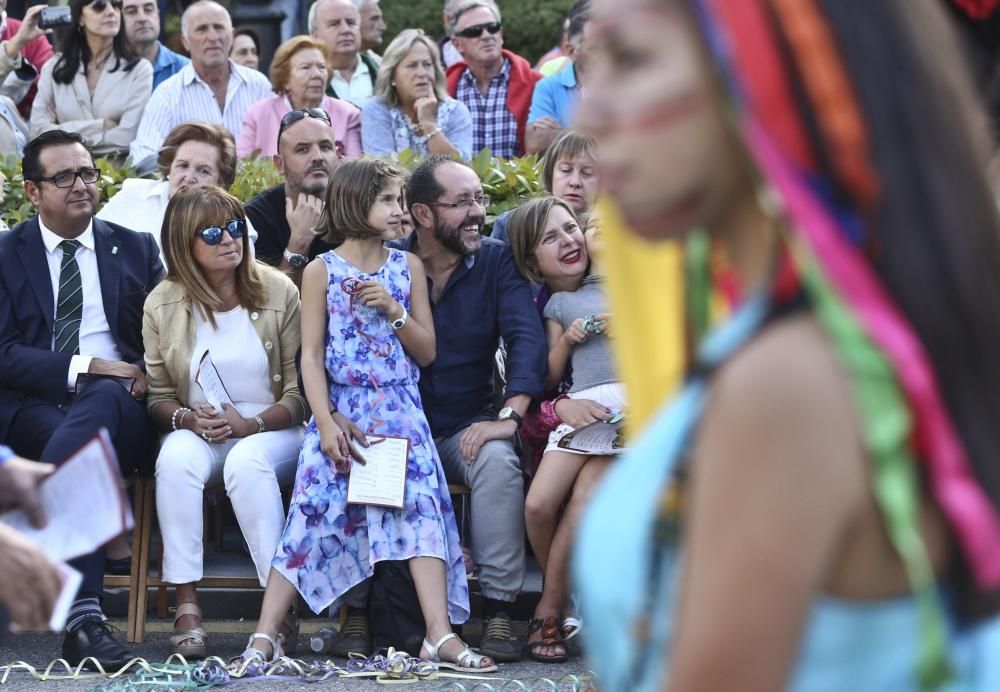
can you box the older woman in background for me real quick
[230,28,261,71]
[98,121,258,260]
[31,0,152,158]
[143,186,305,659]
[361,29,472,159]
[238,35,361,159]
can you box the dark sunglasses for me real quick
[90,0,123,11]
[455,21,501,39]
[278,108,332,142]
[199,219,246,245]
[32,167,100,188]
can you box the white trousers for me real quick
[155,427,304,586]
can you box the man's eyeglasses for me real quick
[90,0,123,12]
[426,194,491,212]
[455,21,502,39]
[278,108,332,141]
[32,167,101,188]
[199,219,246,245]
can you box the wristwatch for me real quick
[254,415,266,434]
[497,406,523,426]
[283,248,309,270]
[390,308,409,330]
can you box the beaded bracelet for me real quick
[171,407,192,432]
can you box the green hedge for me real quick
[0,150,544,229]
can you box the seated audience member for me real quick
[445,0,541,159]
[31,0,153,159]
[143,185,306,659]
[237,36,361,159]
[362,29,473,159]
[122,0,187,91]
[438,0,463,69]
[0,4,52,117]
[525,0,592,154]
[99,121,258,261]
[507,198,619,662]
[238,159,492,672]
[356,0,385,64]
[388,156,548,662]
[0,92,26,155]
[0,445,64,637]
[230,27,261,71]
[309,0,376,108]
[246,108,339,285]
[130,1,272,165]
[492,128,598,243]
[0,130,162,668]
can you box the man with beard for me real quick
[391,156,547,662]
[246,108,340,286]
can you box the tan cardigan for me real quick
[143,267,307,424]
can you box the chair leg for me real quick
[132,478,155,643]
[157,543,168,619]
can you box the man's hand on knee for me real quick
[88,358,149,399]
[459,420,518,463]
[0,456,53,528]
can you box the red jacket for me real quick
[2,18,54,118]
[446,49,541,156]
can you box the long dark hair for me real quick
[53,0,140,85]
[744,0,1000,619]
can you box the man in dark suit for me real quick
[0,130,163,668]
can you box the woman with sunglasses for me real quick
[143,186,306,660]
[237,35,362,159]
[362,29,472,159]
[30,0,152,158]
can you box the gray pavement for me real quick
[0,621,595,691]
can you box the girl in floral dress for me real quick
[237,159,493,673]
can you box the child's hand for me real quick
[318,419,352,474]
[358,281,404,322]
[562,318,589,346]
[593,312,612,337]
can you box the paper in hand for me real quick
[346,435,409,509]
[195,349,235,413]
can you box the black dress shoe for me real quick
[104,556,132,576]
[62,619,134,671]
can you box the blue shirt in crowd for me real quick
[152,42,190,91]
[391,234,547,438]
[527,63,578,127]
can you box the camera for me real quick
[38,6,73,30]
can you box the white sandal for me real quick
[231,631,283,670]
[169,602,207,659]
[561,615,583,641]
[422,632,498,673]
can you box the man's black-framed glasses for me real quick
[278,108,332,141]
[426,194,491,212]
[199,219,246,245]
[32,167,101,188]
[455,21,501,39]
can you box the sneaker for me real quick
[331,612,372,657]
[479,611,521,662]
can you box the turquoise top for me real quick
[573,297,1000,692]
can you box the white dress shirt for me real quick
[130,60,273,163]
[97,178,259,265]
[329,54,373,109]
[38,218,121,390]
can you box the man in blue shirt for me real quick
[393,156,547,662]
[525,0,592,154]
[122,0,189,91]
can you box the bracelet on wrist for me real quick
[171,406,192,432]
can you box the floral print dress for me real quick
[272,248,470,622]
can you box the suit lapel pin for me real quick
[112,246,119,255]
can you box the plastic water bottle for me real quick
[310,627,337,654]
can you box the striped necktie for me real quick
[54,239,83,355]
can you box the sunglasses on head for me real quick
[455,21,501,39]
[199,219,246,245]
[277,108,332,142]
[90,0,122,11]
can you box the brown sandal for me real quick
[525,616,568,663]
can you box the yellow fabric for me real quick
[598,199,686,433]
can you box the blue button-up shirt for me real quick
[392,234,547,438]
[151,42,190,91]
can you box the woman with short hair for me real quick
[31,0,152,157]
[238,35,362,159]
[361,29,472,159]
[143,186,305,659]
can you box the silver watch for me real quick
[283,248,309,270]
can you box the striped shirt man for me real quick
[130,60,272,164]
